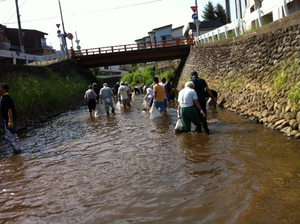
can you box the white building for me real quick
[243,0,300,29]
[99,64,132,77]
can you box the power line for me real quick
[79,0,162,15]
[2,0,162,25]
[1,0,27,25]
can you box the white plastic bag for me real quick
[149,104,162,119]
[174,118,183,132]
[116,101,121,110]
[5,129,21,154]
[141,99,148,110]
[94,103,102,116]
[131,92,136,101]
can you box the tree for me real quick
[202,1,227,24]
[215,3,227,24]
[202,1,216,21]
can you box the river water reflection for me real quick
[1,95,300,223]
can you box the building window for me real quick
[41,38,47,47]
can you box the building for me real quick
[172,25,184,41]
[0,24,54,55]
[0,24,10,50]
[183,20,224,41]
[243,0,300,29]
[135,24,182,46]
[100,64,132,76]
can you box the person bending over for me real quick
[177,81,205,133]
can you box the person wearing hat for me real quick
[99,83,115,115]
[191,71,215,134]
[84,84,98,116]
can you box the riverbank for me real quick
[180,11,300,140]
[0,60,97,133]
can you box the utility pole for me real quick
[195,0,199,36]
[235,0,242,20]
[15,0,24,53]
[225,0,231,23]
[58,0,69,58]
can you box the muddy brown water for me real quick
[1,95,300,224]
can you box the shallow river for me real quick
[1,95,300,224]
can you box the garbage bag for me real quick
[149,104,162,119]
[174,118,183,133]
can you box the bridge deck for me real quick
[72,39,192,68]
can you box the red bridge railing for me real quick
[74,38,193,57]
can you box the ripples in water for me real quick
[0,96,300,223]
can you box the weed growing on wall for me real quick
[288,82,300,108]
[271,57,300,109]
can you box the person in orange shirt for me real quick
[152,77,165,114]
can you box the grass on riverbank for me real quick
[272,57,300,108]
[4,68,90,114]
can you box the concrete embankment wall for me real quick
[179,11,300,139]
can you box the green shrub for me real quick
[6,69,89,113]
[121,65,175,87]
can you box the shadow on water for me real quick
[0,95,300,223]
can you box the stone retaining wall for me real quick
[180,11,300,139]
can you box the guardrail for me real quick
[76,39,192,56]
[0,38,192,65]
[0,49,67,66]
[194,0,294,44]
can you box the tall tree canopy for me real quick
[202,1,227,24]
[202,1,216,21]
[215,3,227,24]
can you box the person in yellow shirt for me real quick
[152,77,165,114]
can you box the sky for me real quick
[0,0,241,51]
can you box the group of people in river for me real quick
[84,71,218,135]
[0,71,216,154]
[84,83,116,116]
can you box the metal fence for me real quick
[0,49,67,66]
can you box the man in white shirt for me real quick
[177,81,206,133]
[99,83,115,115]
[118,82,131,108]
[144,86,154,108]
